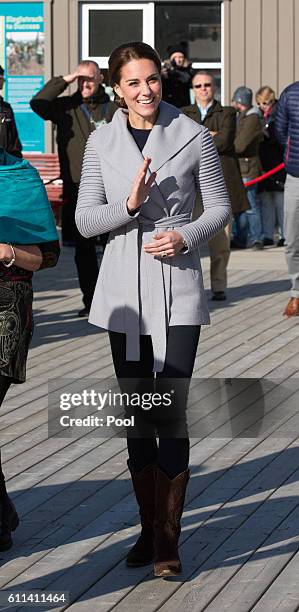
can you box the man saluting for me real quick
[30,61,117,316]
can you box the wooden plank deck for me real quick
[1,243,299,612]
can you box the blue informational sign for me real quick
[0,2,45,152]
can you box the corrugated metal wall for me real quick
[224,0,299,103]
[52,0,78,79]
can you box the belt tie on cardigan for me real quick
[124,212,191,373]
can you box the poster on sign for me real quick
[0,2,45,152]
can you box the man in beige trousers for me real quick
[183,71,248,300]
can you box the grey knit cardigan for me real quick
[76,101,231,371]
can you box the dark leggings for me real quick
[0,375,12,498]
[0,375,12,407]
[0,450,6,497]
[109,326,200,479]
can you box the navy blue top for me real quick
[128,123,151,151]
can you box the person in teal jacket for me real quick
[0,148,60,551]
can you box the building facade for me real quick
[1,0,299,152]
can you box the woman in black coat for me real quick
[256,86,286,246]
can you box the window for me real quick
[89,10,143,57]
[155,3,221,63]
[81,2,223,102]
[155,2,223,103]
[81,3,154,69]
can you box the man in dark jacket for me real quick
[161,44,194,108]
[232,86,264,250]
[183,71,248,300]
[256,86,286,247]
[30,60,117,316]
[276,80,299,317]
[0,65,22,157]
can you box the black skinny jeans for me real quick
[0,375,11,407]
[109,325,200,479]
[0,375,12,496]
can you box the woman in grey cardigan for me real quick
[76,42,231,577]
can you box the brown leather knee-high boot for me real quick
[126,460,156,567]
[0,452,19,551]
[154,467,190,577]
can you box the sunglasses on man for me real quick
[193,82,212,89]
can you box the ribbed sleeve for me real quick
[178,128,232,251]
[75,135,139,238]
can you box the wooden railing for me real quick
[23,153,63,209]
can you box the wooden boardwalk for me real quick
[1,244,299,612]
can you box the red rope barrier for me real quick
[244,163,285,188]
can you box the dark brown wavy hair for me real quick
[108,41,161,108]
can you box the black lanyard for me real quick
[80,102,108,129]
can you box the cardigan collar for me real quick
[97,100,203,210]
[142,101,202,171]
[98,101,202,178]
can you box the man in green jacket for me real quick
[182,71,248,300]
[30,60,117,316]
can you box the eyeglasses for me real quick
[193,83,212,89]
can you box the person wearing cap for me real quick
[182,71,248,300]
[161,44,194,108]
[232,86,264,250]
[0,65,22,157]
[275,80,299,317]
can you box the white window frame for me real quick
[190,1,224,105]
[81,1,224,103]
[81,3,155,69]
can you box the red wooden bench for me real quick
[23,153,63,209]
